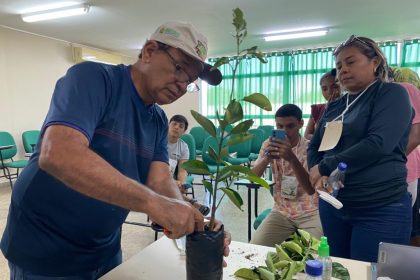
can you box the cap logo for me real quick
[195,40,207,60]
[158,27,180,38]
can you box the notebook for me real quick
[376,242,420,280]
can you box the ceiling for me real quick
[1,0,420,59]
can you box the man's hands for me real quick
[264,137,295,162]
[147,193,204,239]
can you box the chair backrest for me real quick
[22,130,40,153]
[202,136,229,166]
[228,136,252,158]
[189,126,210,150]
[216,124,233,138]
[180,134,196,160]
[258,125,274,141]
[248,128,265,154]
[0,131,17,160]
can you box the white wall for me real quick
[0,26,200,161]
[161,92,200,132]
[0,27,74,158]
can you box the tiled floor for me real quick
[0,177,273,278]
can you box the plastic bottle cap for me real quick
[318,236,330,257]
[306,260,323,276]
[338,162,347,171]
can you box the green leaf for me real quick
[208,146,220,163]
[232,8,246,34]
[296,229,311,247]
[225,100,243,124]
[222,165,256,177]
[220,187,243,210]
[255,50,268,63]
[211,57,229,70]
[239,175,270,189]
[244,46,258,55]
[217,169,233,183]
[293,261,305,274]
[218,118,228,131]
[220,147,229,159]
[227,133,254,146]
[265,252,276,273]
[257,267,275,280]
[231,120,254,134]
[181,160,211,175]
[190,110,216,137]
[284,262,295,280]
[234,268,260,280]
[332,262,350,280]
[310,236,320,252]
[243,93,272,111]
[202,180,213,194]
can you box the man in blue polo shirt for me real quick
[1,22,224,278]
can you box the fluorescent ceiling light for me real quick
[21,4,90,23]
[264,28,328,41]
[21,2,80,14]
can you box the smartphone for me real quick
[272,129,286,140]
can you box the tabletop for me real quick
[100,236,371,280]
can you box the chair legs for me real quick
[1,167,14,189]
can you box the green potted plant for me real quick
[182,8,273,280]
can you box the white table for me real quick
[100,236,372,280]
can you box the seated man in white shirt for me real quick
[168,114,209,215]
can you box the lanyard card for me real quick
[318,120,343,152]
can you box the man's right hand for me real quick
[147,193,204,239]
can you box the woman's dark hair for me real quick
[320,69,337,85]
[333,35,388,81]
[169,114,189,131]
[275,104,302,121]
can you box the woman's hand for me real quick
[309,165,322,186]
[313,176,333,193]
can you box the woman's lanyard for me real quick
[331,80,377,122]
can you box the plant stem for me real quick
[209,126,226,230]
[229,27,242,102]
[216,193,226,209]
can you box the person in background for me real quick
[1,21,230,279]
[168,114,210,215]
[304,69,341,140]
[389,67,420,246]
[308,35,412,262]
[250,104,322,247]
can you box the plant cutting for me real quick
[234,230,350,280]
[181,7,272,280]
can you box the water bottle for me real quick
[305,260,323,280]
[327,162,347,197]
[317,236,332,280]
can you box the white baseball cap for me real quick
[149,21,222,86]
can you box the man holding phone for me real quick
[250,104,322,247]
